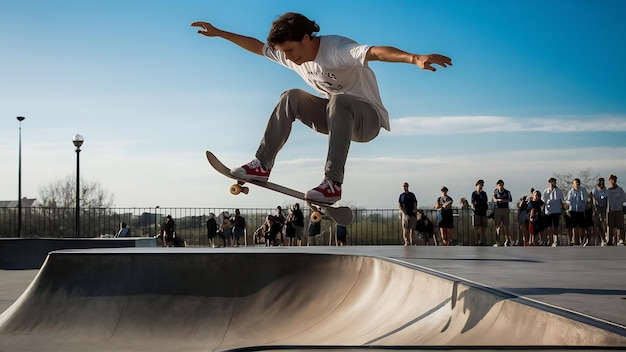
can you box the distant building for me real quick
[0,198,36,208]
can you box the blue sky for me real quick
[1,0,625,209]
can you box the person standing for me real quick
[291,203,305,246]
[517,195,530,246]
[273,206,286,245]
[606,174,626,245]
[232,209,246,247]
[471,179,489,245]
[542,177,565,246]
[161,215,176,247]
[206,213,218,248]
[492,180,513,246]
[192,13,451,204]
[566,178,587,246]
[527,190,544,246]
[592,177,608,245]
[398,182,418,246]
[435,186,454,246]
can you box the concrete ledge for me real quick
[0,238,157,270]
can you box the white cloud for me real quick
[392,115,626,135]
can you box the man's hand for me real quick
[413,54,452,72]
[191,21,221,37]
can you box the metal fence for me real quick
[0,206,544,246]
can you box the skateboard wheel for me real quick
[310,211,322,223]
[230,184,242,195]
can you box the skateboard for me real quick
[206,151,353,226]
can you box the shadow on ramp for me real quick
[1,248,625,351]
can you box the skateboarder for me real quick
[192,13,452,203]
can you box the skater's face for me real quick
[275,34,318,65]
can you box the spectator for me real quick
[336,225,347,246]
[218,211,233,247]
[398,182,418,246]
[291,203,305,246]
[435,186,454,246]
[285,207,296,246]
[584,192,594,247]
[273,206,286,245]
[517,195,530,246]
[415,210,435,246]
[492,179,513,246]
[566,178,587,246]
[232,209,246,247]
[471,179,489,246]
[307,220,321,246]
[160,215,176,247]
[114,222,130,238]
[592,177,608,245]
[206,213,218,248]
[606,174,626,245]
[527,190,544,246]
[542,177,565,246]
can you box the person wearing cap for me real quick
[592,177,608,245]
[471,179,488,245]
[606,174,626,245]
[398,182,418,246]
[492,180,513,246]
[435,186,455,246]
[542,177,565,246]
[566,178,587,246]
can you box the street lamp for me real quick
[73,134,84,237]
[17,116,25,238]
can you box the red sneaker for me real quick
[230,159,271,182]
[306,177,341,204]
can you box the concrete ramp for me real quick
[1,248,625,351]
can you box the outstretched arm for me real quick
[191,21,264,56]
[366,46,452,72]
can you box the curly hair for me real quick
[267,12,320,48]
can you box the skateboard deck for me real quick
[206,151,353,226]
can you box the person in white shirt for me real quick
[566,178,587,245]
[606,174,626,245]
[191,13,452,203]
[542,177,565,246]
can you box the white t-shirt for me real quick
[263,35,390,131]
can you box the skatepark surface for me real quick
[1,246,625,351]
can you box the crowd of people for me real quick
[399,175,626,247]
[205,204,321,248]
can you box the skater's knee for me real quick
[279,89,309,103]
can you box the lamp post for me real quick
[73,134,84,237]
[17,116,25,238]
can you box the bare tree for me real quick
[552,168,600,193]
[36,176,114,208]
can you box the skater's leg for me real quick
[324,94,380,183]
[256,89,327,169]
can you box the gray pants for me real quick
[256,89,381,183]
